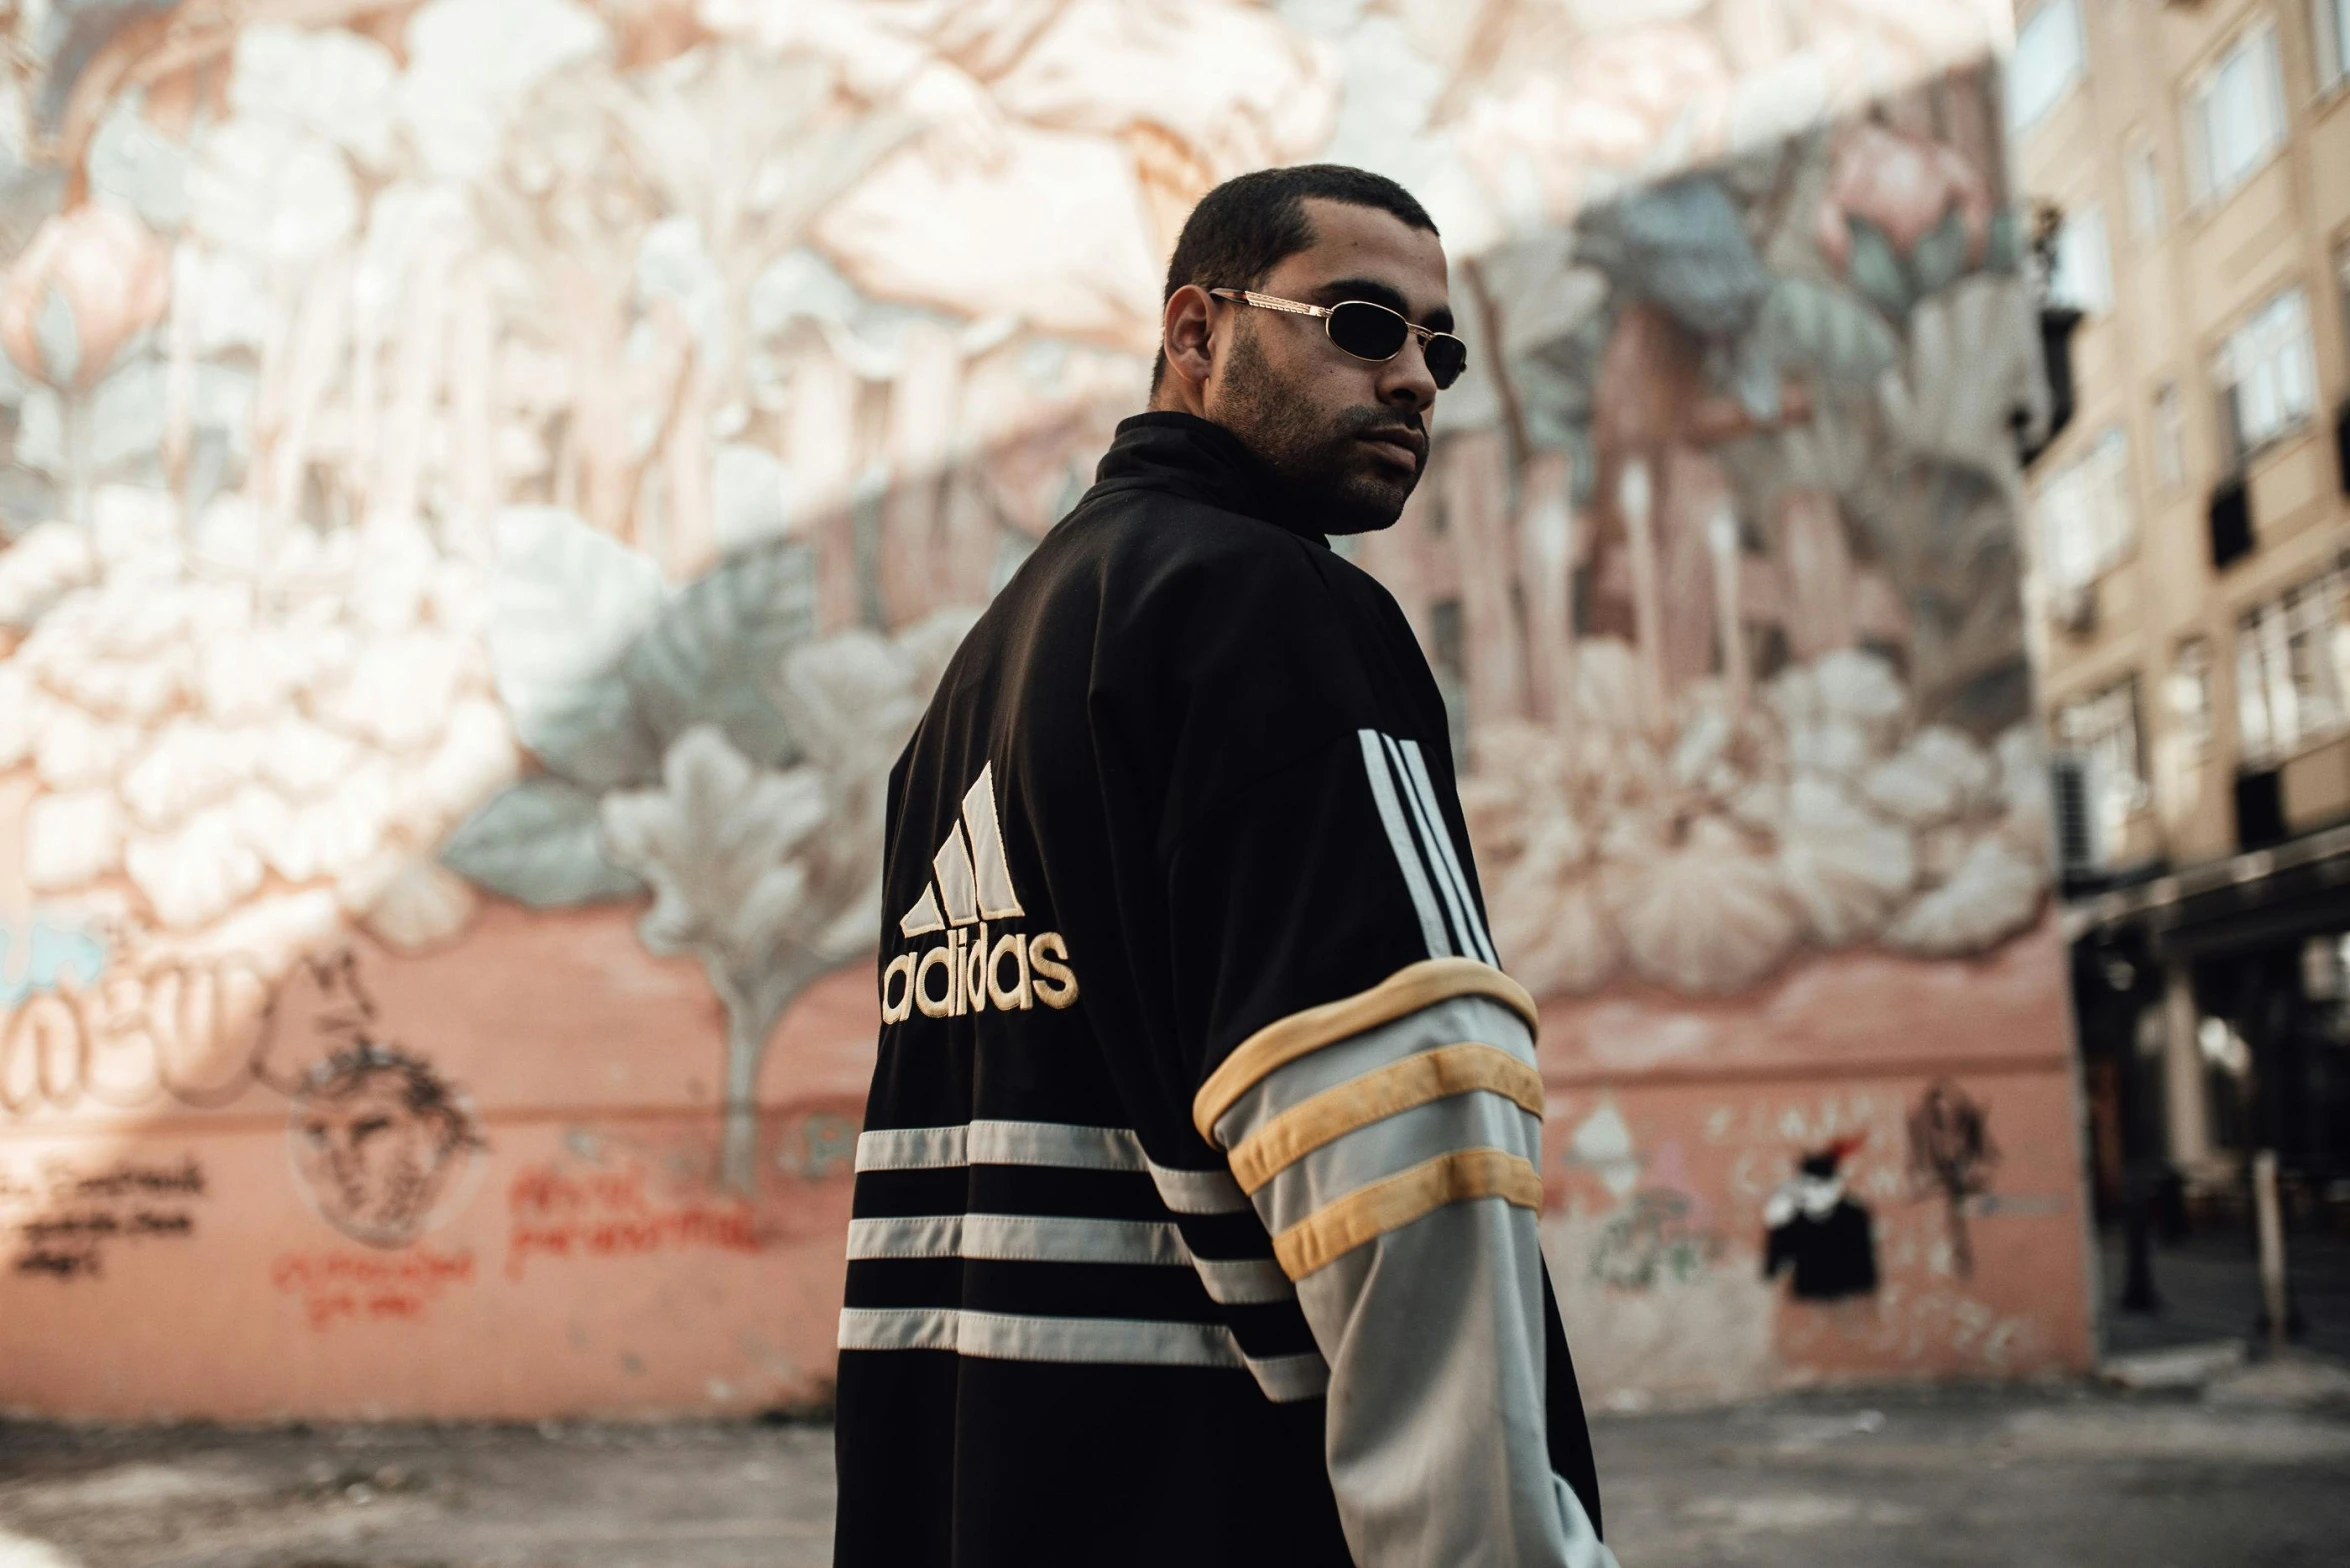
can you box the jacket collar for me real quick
[1088,412,1328,545]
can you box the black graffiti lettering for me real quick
[14,1246,99,1279]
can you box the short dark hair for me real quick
[1152,164,1438,390]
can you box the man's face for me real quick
[1204,199,1452,533]
[296,1073,457,1245]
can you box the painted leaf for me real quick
[1984,206,2026,274]
[1841,214,1912,321]
[1907,208,1970,299]
[1756,276,1900,390]
[623,538,819,770]
[1585,176,1769,336]
[488,506,665,790]
[439,777,645,908]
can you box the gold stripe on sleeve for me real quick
[1271,1147,1544,1280]
[1193,958,1539,1143]
[1226,1043,1543,1195]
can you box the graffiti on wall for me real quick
[504,1158,759,1281]
[2,939,486,1254]
[1762,1138,1878,1301]
[0,0,2081,1410]
[290,1042,482,1248]
[1,1152,206,1278]
[1908,1078,1998,1277]
[272,1245,477,1331]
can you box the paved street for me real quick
[3,1378,2348,1568]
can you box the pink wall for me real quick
[2,905,871,1420]
[0,6,2086,1420]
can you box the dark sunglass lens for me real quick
[1327,301,1409,361]
[1425,334,1468,390]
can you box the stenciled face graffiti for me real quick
[1762,1136,1878,1302]
[289,1043,482,1250]
[1909,1079,1999,1277]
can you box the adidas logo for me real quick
[882,762,1078,1024]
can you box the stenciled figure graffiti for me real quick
[1763,1137,1879,1301]
[1909,1078,1999,1277]
[290,1044,483,1249]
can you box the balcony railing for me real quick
[2209,473,2253,570]
[2017,305,2083,470]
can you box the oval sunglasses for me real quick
[1208,288,1468,390]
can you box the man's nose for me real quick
[1379,336,1439,412]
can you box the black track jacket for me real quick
[833,412,1602,1567]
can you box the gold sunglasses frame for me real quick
[1207,288,1468,386]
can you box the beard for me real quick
[1217,325,1425,533]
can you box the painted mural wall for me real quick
[0,0,2086,1420]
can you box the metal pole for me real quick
[2252,1149,2289,1354]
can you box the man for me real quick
[835,164,1613,1568]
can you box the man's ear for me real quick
[1159,283,1216,393]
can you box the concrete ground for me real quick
[3,1382,2348,1568]
[2099,1227,2350,1363]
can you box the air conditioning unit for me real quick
[2052,754,2102,877]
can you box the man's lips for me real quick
[1358,429,1426,465]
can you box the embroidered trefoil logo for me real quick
[882,762,1078,1023]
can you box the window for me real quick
[2154,382,2187,490]
[2217,287,2317,462]
[2049,205,2113,313]
[2317,0,2350,93]
[2011,0,2087,133]
[2036,425,2135,595]
[2057,678,2150,854]
[2169,638,2214,753]
[2127,136,2166,240]
[2185,23,2286,205]
[2237,552,2350,765]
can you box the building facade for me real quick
[0,1,2093,1420]
[2013,0,2350,1232]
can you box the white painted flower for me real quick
[252,760,397,885]
[144,888,345,983]
[398,0,611,184]
[1884,835,2045,957]
[126,802,266,929]
[1492,819,1622,997]
[1777,815,1916,948]
[33,705,141,789]
[119,718,266,832]
[1863,725,1997,828]
[347,857,479,953]
[41,642,192,724]
[229,25,401,170]
[399,696,519,836]
[0,521,96,627]
[254,717,365,802]
[313,629,468,752]
[187,118,360,267]
[197,625,316,724]
[1608,815,1801,993]
[24,789,121,890]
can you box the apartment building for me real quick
[2013,0,2350,1224]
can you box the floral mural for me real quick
[0,0,2089,1420]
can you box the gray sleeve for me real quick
[1212,995,1617,1568]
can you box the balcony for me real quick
[2209,474,2253,570]
[2018,305,2084,470]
